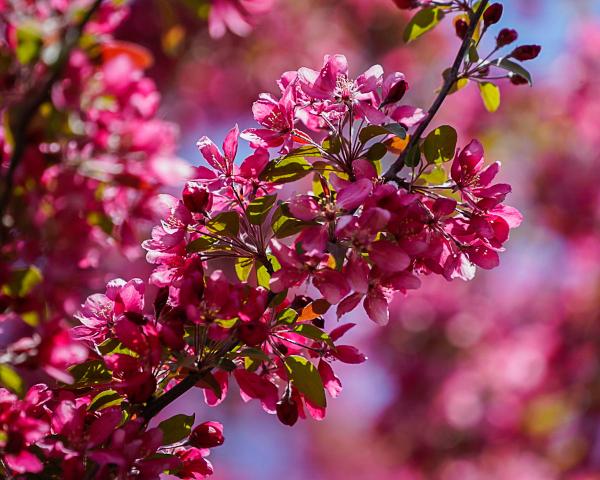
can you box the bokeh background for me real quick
[111,1,600,478]
[5,0,600,478]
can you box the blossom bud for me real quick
[496,28,518,47]
[483,3,503,27]
[182,181,212,213]
[454,19,469,40]
[238,320,269,347]
[189,421,224,448]
[510,74,529,86]
[510,45,541,61]
[276,398,299,426]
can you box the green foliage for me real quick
[88,390,124,411]
[247,195,277,224]
[207,211,240,236]
[404,8,445,43]
[479,82,501,112]
[0,364,24,395]
[158,413,195,445]
[284,356,326,407]
[3,266,42,298]
[423,125,458,164]
[293,324,334,347]
[16,27,42,64]
[493,57,533,86]
[68,360,112,387]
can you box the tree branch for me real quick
[383,0,489,182]
[142,369,207,421]
[0,0,103,239]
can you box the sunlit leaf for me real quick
[285,356,326,407]
[423,125,457,164]
[247,195,277,225]
[0,364,24,395]
[404,8,445,43]
[479,82,501,112]
[158,413,195,445]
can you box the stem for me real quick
[0,0,104,241]
[382,0,489,182]
[142,368,208,421]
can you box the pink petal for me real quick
[318,360,342,398]
[364,290,389,326]
[196,136,227,173]
[336,292,363,318]
[336,178,373,211]
[223,124,239,161]
[203,370,229,407]
[313,268,350,304]
[369,240,410,272]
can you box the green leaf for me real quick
[359,125,389,144]
[4,266,43,298]
[16,27,42,64]
[322,135,342,154]
[0,364,24,395]
[405,144,422,168]
[468,44,479,63]
[87,212,114,235]
[261,156,313,184]
[88,390,124,411]
[479,82,501,113]
[271,205,311,238]
[492,57,533,86]
[234,258,253,282]
[366,143,387,161]
[285,145,321,159]
[97,338,139,357]
[383,123,407,140]
[158,413,195,445]
[284,356,326,407]
[403,8,445,43]
[247,195,277,225]
[420,165,448,184]
[235,348,270,362]
[187,235,217,253]
[207,211,239,237]
[423,125,458,164]
[256,255,280,289]
[276,308,298,325]
[68,360,112,387]
[294,324,334,347]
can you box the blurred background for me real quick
[5,0,600,478]
[113,0,600,478]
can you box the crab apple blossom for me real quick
[0,0,542,478]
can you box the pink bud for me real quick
[276,398,299,426]
[189,421,224,448]
[182,181,212,213]
[496,28,518,47]
[483,3,503,27]
[511,45,541,61]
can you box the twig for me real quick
[382,0,489,182]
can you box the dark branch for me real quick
[142,369,207,421]
[383,0,490,182]
[0,0,104,238]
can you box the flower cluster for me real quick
[0,0,538,477]
[0,383,221,478]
